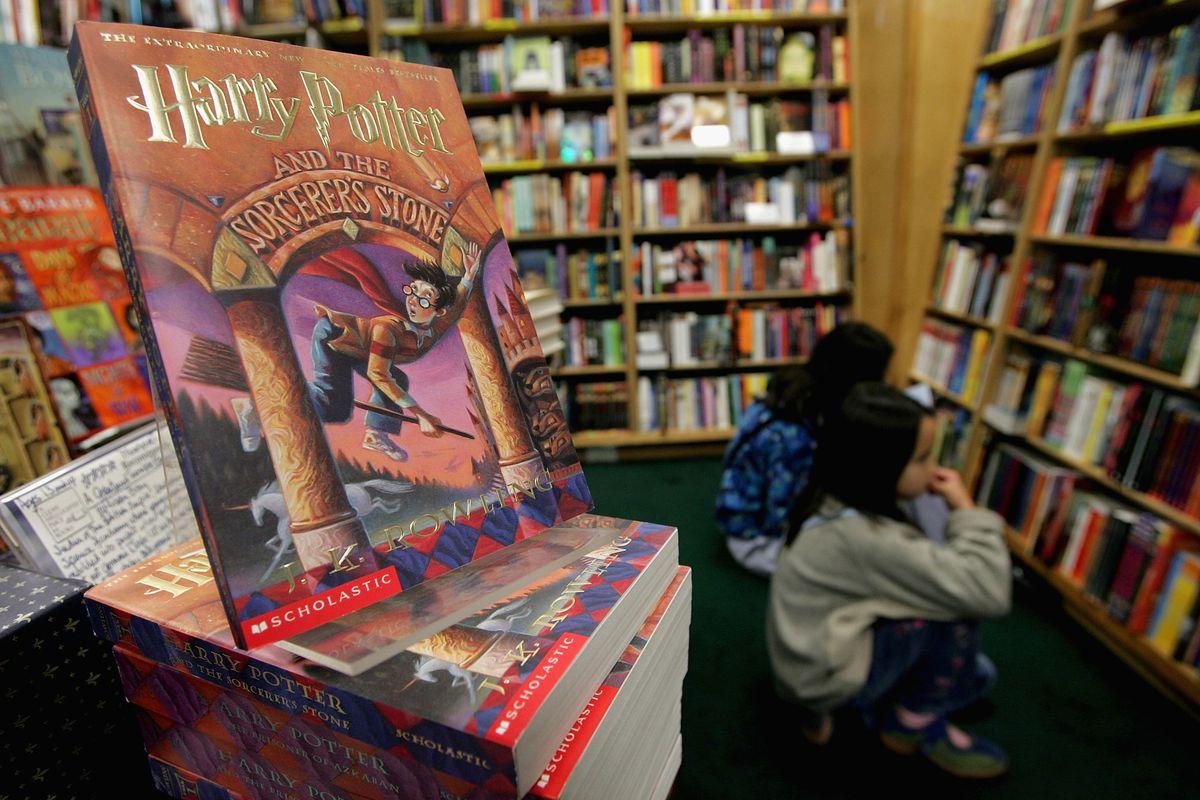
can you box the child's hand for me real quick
[931,468,974,511]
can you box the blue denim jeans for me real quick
[308,316,408,434]
[850,619,996,718]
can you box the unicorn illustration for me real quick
[237,478,414,582]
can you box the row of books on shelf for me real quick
[471,107,614,165]
[562,317,625,368]
[415,0,609,25]
[1059,17,1200,132]
[400,35,612,96]
[963,63,1056,144]
[631,168,850,228]
[988,355,1200,514]
[980,443,1200,670]
[635,303,842,367]
[634,232,849,296]
[914,320,991,404]
[516,245,622,301]
[625,0,846,14]
[637,372,768,433]
[629,94,850,155]
[624,24,847,89]
[930,239,1012,322]
[1034,148,1200,243]
[984,0,1072,56]
[492,172,616,236]
[945,153,1033,232]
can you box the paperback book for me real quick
[70,22,592,649]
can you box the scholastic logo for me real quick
[240,567,401,647]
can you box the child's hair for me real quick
[404,260,461,309]
[763,322,894,425]
[788,382,931,542]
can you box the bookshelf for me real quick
[914,0,1200,712]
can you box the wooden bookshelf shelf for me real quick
[635,222,844,238]
[573,428,736,448]
[978,33,1062,71]
[551,365,626,378]
[941,225,1018,238]
[483,158,619,175]
[506,228,620,244]
[625,80,850,99]
[911,373,978,412]
[638,356,807,373]
[926,306,997,330]
[1056,110,1200,144]
[1028,233,1200,257]
[1078,0,1200,39]
[1005,328,1200,395]
[391,17,611,43]
[624,12,848,35]
[637,289,849,304]
[562,297,623,309]
[628,151,852,165]
[1003,530,1200,713]
[461,88,615,109]
[959,134,1041,156]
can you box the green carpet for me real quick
[583,457,1200,799]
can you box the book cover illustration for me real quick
[0,186,155,443]
[118,566,691,800]
[0,43,97,187]
[71,23,591,649]
[86,517,677,797]
[0,318,71,490]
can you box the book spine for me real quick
[85,599,507,786]
[68,32,249,646]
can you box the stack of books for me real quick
[68,22,692,798]
[564,382,630,431]
[930,239,1013,322]
[516,244,623,302]
[418,0,606,25]
[627,0,846,14]
[963,63,1057,144]
[1109,276,1200,380]
[1034,148,1200,242]
[1058,17,1200,132]
[913,319,991,402]
[637,312,733,367]
[438,36,613,96]
[733,303,843,361]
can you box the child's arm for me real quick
[849,509,1012,619]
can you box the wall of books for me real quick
[912,0,1200,712]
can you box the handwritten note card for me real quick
[0,424,198,583]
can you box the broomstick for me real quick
[353,400,475,440]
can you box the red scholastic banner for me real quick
[488,632,589,748]
[529,683,619,798]
[240,567,401,649]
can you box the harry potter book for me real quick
[69,22,592,649]
[114,566,690,800]
[86,515,679,797]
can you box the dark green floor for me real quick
[584,457,1200,799]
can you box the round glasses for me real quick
[403,284,432,309]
